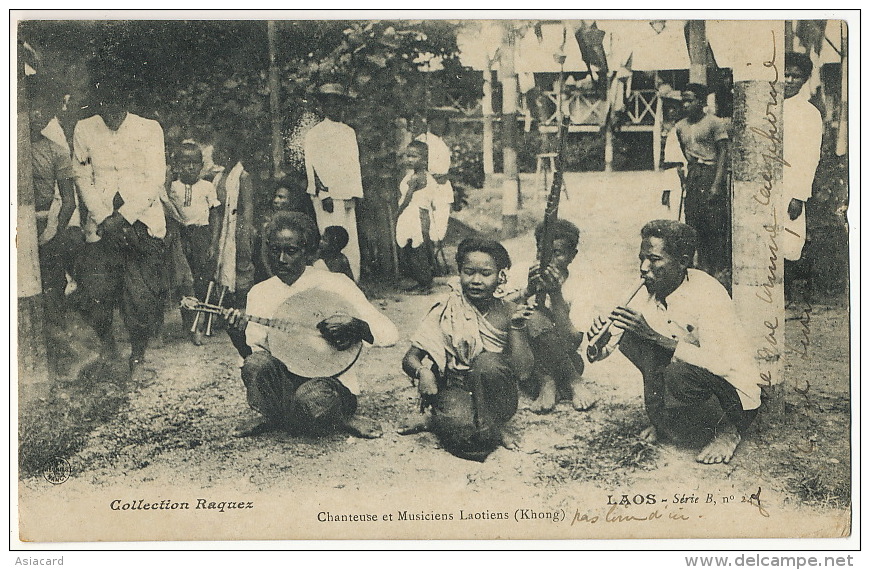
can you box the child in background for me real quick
[166,142,220,345]
[395,140,436,293]
[210,131,256,359]
[416,111,455,274]
[315,225,355,281]
[255,175,313,282]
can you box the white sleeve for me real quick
[72,123,112,225]
[244,285,270,352]
[334,275,398,347]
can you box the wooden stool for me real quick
[536,152,558,174]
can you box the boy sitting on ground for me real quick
[505,219,596,413]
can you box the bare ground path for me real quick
[19,172,851,541]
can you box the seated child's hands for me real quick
[510,303,535,330]
[407,172,427,193]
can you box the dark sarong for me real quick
[241,351,358,435]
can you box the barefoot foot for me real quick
[500,428,520,450]
[530,375,557,414]
[696,427,741,464]
[343,415,383,439]
[233,418,277,438]
[570,379,597,411]
[397,412,431,435]
[639,425,659,443]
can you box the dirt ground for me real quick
[18,171,852,542]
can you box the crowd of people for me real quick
[27,51,823,468]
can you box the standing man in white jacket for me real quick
[73,76,168,374]
[304,83,363,282]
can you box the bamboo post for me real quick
[653,72,663,171]
[836,21,847,157]
[500,21,520,238]
[730,21,786,413]
[482,67,495,185]
[687,20,708,85]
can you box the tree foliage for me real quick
[20,19,481,280]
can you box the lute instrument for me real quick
[181,288,363,378]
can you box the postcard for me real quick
[13,12,856,544]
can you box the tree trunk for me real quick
[17,41,50,401]
[267,21,283,178]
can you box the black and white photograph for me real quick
[12,11,857,546]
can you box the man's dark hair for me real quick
[407,139,429,163]
[456,238,511,271]
[323,225,350,252]
[641,220,697,261]
[683,83,709,100]
[534,218,580,249]
[785,52,814,78]
[25,74,64,112]
[265,211,320,255]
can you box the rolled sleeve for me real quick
[333,275,398,347]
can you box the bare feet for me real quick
[500,428,520,450]
[697,427,741,464]
[397,412,431,435]
[530,374,557,414]
[639,425,659,443]
[343,415,383,439]
[570,378,597,411]
[191,330,204,346]
[233,418,277,438]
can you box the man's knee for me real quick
[242,350,279,372]
[292,377,355,434]
[661,361,714,406]
[525,310,555,338]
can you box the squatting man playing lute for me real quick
[586,220,761,464]
[219,211,398,438]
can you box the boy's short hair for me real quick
[323,225,350,251]
[269,172,306,196]
[641,219,697,261]
[456,238,511,271]
[406,139,429,162]
[264,211,320,256]
[785,52,814,78]
[534,218,580,249]
[683,83,709,100]
[176,142,203,163]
